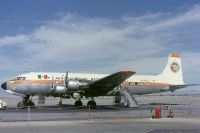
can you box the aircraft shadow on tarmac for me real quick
[0,102,185,113]
[1,104,128,113]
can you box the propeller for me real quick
[63,71,69,94]
[65,71,69,87]
[51,76,55,89]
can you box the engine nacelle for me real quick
[53,85,66,94]
[67,80,80,91]
[52,80,86,96]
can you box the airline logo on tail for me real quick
[170,62,180,73]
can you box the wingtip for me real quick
[120,70,136,75]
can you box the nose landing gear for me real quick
[17,95,35,108]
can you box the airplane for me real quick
[1,53,198,108]
[1,70,135,108]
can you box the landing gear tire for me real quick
[17,100,35,108]
[87,101,96,109]
[75,101,83,107]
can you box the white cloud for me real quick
[0,35,28,46]
[146,5,200,31]
[0,4,199,87]
[182,52,200,83]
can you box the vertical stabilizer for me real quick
[159,53,184,85]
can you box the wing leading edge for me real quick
[85,71,135,97]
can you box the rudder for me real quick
[159,53,184,85]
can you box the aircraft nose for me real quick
[1,82,7,90]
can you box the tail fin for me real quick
[159,53,184,85]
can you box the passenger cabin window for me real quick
[44,75,48,79]
[38,75,41,79]
[17,77,21,80]
[22,77,26,80]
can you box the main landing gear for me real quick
[75,100,83,107]
[87,98,96,109]
[74,99,96,109]
[87,101,96,109]
[17,95,35,108]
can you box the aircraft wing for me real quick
[169,84,200,91]
[84,71,135,97]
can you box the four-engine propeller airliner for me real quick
[1,53,198,108]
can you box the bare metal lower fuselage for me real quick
[12,81,168,96]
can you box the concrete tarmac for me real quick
[0,95,200,133]
[1,118,200,133]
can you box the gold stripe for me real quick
[123,82,169,87]
[11,80,64,84]
[11,80,169,87]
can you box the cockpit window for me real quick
[17,77,22,80]
[16,77,26,80]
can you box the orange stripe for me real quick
[11,80,64,84]
[170,53,181,58]
[11,80,169,87]
[123,82,169,87]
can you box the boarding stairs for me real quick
[121,89,138,108]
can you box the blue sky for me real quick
[0,0,200,96]
[0,0,199,36]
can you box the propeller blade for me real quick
[65,71,68,85]
[64,71,69,93]
[52,76,54,88]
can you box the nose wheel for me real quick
[17,95,35,108]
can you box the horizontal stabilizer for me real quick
[169,84,200,91]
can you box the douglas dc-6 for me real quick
[1,53,199,108]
